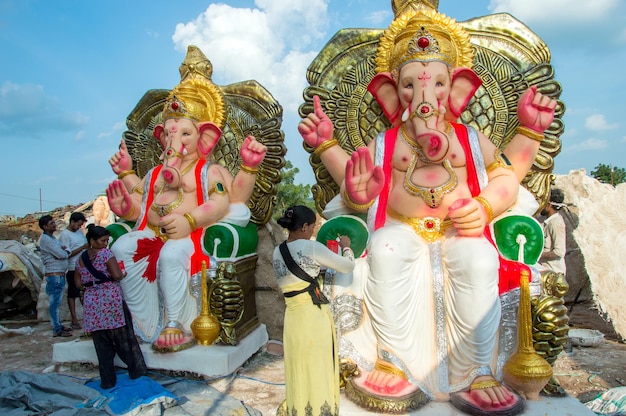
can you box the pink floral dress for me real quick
[76,248,125,333]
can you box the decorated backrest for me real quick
[121,45,286,225]
[298,0,564,214]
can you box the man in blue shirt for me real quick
[38,215,72,337]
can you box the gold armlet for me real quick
[342,190,374,211]
[120,205,135,221]
[117,170,136,180]
[239,164,259,175]
[207,181,227,197]
[184,213,197,231]
[516,126,544,142]
[474,196,494,223]
[130,182,144,195]
[486,149,514,173]
[313,139,338,156]
[375,360,408,381]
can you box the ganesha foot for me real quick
[364,367,411,395]
[450,376,524,416]
[152,321,196,353]
[345,372,428,414]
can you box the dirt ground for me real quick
[0,300,624,415]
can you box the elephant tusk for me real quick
[402,107,410,123]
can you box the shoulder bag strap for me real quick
[81,251,113,283]
[279,242,328,307]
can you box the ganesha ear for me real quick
[153,124,167,149]
[197,122,222,158]
[368,73,402,126]
[447,68,482,121]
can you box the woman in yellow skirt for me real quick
[273,205,355,416]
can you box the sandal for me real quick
[71,322,82,330]
[54,330,72,337]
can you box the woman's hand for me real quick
[338,235,352,249]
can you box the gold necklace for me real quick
[180,160,197,176]
[403,155,458,208]
[151,186,185,216]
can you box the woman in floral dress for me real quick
[75,225,146,389]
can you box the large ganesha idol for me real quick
[106,46,285,353]
[298,0,564,415]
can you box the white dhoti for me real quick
[112,229,197,343]
[364,219,501,399]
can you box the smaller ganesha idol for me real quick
[106,46,267,353]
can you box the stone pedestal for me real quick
[52,324,268,378]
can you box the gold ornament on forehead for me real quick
[162,77,226,129]
[375,8,474,74]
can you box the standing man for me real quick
[59,212,88,330]
[539,188,567,275]
[38,215,72,337]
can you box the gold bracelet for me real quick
[239,164,259,175]
[117,170,136,180]
[342,190,374,211]
[474,196,494,223]
[313,139,338,156]
[374,360,408,381]
[516,126,544,142]
[120,205,135,221]
[184,212,197,230]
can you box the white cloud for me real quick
[365,10,392,26]
[567,138,609,152]
[171,1,331,120]
[585,114,618,131]
[488,0,619,23]
[98,121,125,139]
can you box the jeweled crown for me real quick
[375,8,474,73]
[161,46,226,128]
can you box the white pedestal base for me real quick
[52,324,268,378]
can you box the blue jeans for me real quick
[46,275,65,333]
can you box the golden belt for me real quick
[386,208,453,243]
[147,222,169,242]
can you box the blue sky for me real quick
[1,0,625,217]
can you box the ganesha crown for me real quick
[376,8,474,73]
[162,77,226,128]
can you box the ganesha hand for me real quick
[106,180,135,219]
[298,95,334,148]
[517,86,557,133]
[158,214,192,240]
[240,135,267,168]
[109,139,134,175]
[344,147,385,208]
[448,198,488,237]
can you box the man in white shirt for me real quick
[539,188,567,274]
[59,212,88,329]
